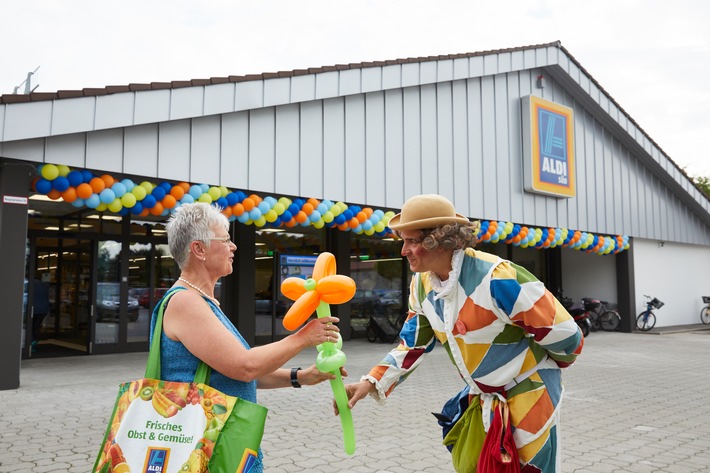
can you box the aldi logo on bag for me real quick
[143,447,170,472]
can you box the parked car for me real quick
[350,289,385,317]
[96,282,140,322]
[138,287,169,308]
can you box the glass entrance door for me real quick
[28,237,91,357]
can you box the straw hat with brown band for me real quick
[387,194,472,231]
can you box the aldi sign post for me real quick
[522,95,576,198]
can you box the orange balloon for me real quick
[248,194,262,205]
[282,290,321,331]
[162,194,177,209]
[307,198,320,208]
[47,189,62,200]
[150,202,164,216]
[348,218,359,229]
[356,211,367,223]
[337,222,349,231]
[100,174,115,188]
[282,277,307,301]
[61,187,77,203]
[285,218,297,227]
[312,252,336,280]
[295,211,308,224]
[317,276,356,304]
[77,183,93,199]
[363,208,373,217]
[178,182,190,192]
[221,206,232,217]
[170,186,185,200]
[232,203,244,217]
[90,177,105,193]
[242,198,255,211]
[302,203,314,215]
[139,208,150,217]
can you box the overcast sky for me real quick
[3,0,709,178]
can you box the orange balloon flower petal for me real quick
[317,276,356,304]
[281,277,307,301]
[312,252,336,280]
[283,290,321,331]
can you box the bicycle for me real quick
[583,297,621,332]
[636,295,664,331]
[701,296,710,325]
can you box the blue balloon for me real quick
[121,178,135,191]
[226,192,239,206]
[235,190,246,201]
[309,210,322,223]
[85,194,100,209]
[258,201,271,214]
[142,195,157,209]
[81,170,94,183]
[99,188,116,204]
[151,186,166,201]
[199,184,209,193]
[71,198,85,208]
[281,210,293,222]
[181,194,195,204]
[343,210,353,220]
[35,178,52,194]
[130,202,144,215]
[189,185,203,199]
[111,182,127,198]
[67,170,83,187]
[249,208,262,220]
[237,212,250,223]
[159,182,172,193]
[288,204,300,215]
[216,197,229,209]
[335,214,346,225]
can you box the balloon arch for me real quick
[32,163,629,255]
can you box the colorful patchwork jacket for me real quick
[364,249,583,472]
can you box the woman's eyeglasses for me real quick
[208,236,233,244]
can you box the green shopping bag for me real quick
[92,288,267,473]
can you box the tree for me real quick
[694,176,710,199]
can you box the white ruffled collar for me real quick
[428,249,464,300]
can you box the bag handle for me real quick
[145,286,212,385]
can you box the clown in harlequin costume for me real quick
[342,195,584,472]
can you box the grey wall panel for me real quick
[466,78,485,218]
[498,52,512,74]
[220,112,249,189]
[52,97,95,136]
[86,129,123,173]
[46,134,85,168]
[483,54,498,76]
[323,98,346,202]
[158,121,191,182]
[300,101,324,198]
[190,115,222,186]
[204,83,236,116]
[135,90,171,125]
[365,92,386,206]
[507,72,526,225]
[96,94,134,131]
[420,84,438,195]
[517,72,536,224]
[493,74,512,222]
[452,80,470,218]
[436,82,454,204]
[316,72,339,100]
[124,124,158,177]
[340,70,361,97]
[402,86,423,200]
[362,68,382,94]
[480,76,498,219]
[401,63,420,88]
[420,62,437,85]
[344,95,366,204]
[453,58,469,81]
[511,51,525,73]
[171,88,204,121]
[384,89,404,208]
[264,78,291,108]
[235,81,264,112]
[4,102,52,141]
[382,65,402,90]
[274,104,300,197]
[248,108,275,193]
[291,75,316,104]
[437,59,454,82]
[0,138,45,162]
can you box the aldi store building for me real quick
[1,41,709,390]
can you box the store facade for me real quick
[2,41,709,389]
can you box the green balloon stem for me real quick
[317,301,356,454]
[331,370,356,455]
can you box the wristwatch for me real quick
[291,367,302,388]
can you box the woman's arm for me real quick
[256,365,345,389]
[163,290,338,382]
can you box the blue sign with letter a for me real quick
[143,447,170,473]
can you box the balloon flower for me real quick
[281,252,357,455]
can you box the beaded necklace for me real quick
[178,277,220,306]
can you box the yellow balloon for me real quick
[198,194,212,203]
[208,187,221,201]
[265,210,278,222]
[140,181,153,193]
[131,186,147,200]
[218,186,229,197]
[41,164,59,180]
[254,216,266,227]
[108,198,123,213]
[121,193,137,208]
[57,165,70,177]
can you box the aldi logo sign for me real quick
[143,447,170,473]
[522,95,576,198]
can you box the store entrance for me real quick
[24,236,92,358]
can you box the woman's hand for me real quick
[294,316,341,348]
[334,380,376,414]
[297,364,348,386]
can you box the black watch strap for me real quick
[291,367,302,388]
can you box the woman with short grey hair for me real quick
[153,202,342,472]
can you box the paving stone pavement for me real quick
[1,330,710,472]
